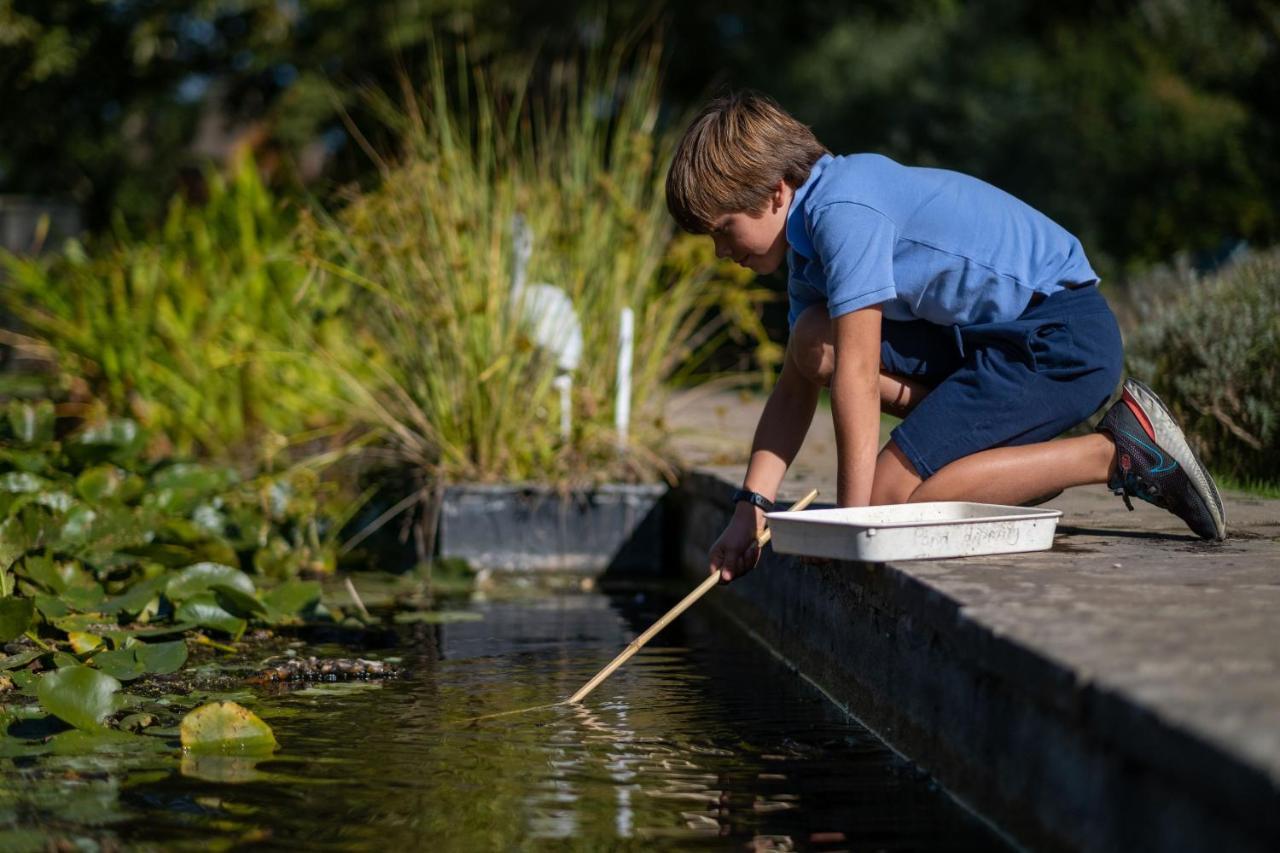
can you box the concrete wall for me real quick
[673,469,1279,853]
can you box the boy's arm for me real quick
[830,305,884,507]
[711,342,821,582]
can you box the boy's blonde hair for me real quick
[666,90,829,234]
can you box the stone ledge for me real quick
[673,467,1280,852]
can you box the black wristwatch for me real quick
[730,488,776,512]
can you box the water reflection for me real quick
[0,586,1009,851]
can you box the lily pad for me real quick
[179,701,277,754]
[36,665,123,730]
[166,562,255,601]
[92,647,147,681]
[0,649,42,671]
[137,639,188,675]
[262,579,321,617]
[0,596,34,642]
[212,584,267,618]
[67,631,105,654]
[175,593,247,638]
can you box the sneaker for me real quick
[1095,378,1227,540]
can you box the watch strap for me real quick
[730,488,776,512]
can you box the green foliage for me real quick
[179,700,278,754]
[0,154,347,465]
[304,43,773,485]
[1125,248,1280,483]
[35,665,123,731]
[0,399,345,728]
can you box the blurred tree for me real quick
[1,0,1277,274]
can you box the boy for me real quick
[665,91,1226,582]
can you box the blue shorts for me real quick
[883,285,1123,479]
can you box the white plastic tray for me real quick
[764,501,1062,562]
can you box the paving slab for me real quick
[665,388,1280,852]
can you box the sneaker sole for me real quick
[1123,378,1227,539]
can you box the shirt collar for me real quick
[786,153,832,260]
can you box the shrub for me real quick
[0,154,350,466]
[1125,248,1280,484]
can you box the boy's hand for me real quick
[709,502,765,583]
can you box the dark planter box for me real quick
[438,483,667,575]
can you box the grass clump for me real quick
[303,42,774,487]
[1125,248,1280,486]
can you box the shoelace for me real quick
[1113,471,1161,512]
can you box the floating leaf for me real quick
[166,562,255,601]
[36,665,123,730]
[137,639,187,674]
[91,648,147,681]
[179,701,277,754]
[175,594,246,638]
[67,631,104,654]
[33,595,69,619]
[47,727,168,755]
[212,584,267,618]
[0,649,42,671]
[98,575,166,616]
[0,597,34,642]
[51,651,80,668]
[262,579,321,617]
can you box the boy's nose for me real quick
[713,237,731,259]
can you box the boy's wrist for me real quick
[732,500,766,530]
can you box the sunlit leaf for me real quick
[166,562,255,601]
[67,631,104,654]
[36,665,123,730]
[0,597,34,642]
[179,701,277,754]
[212,584,267,618]
[175,593,246,638]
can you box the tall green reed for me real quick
[304,41,774,485]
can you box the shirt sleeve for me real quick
[809,202,897,318]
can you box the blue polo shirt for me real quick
[786,154,1099,328]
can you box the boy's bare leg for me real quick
[870,434,1117,506]
[789,303,1118,507]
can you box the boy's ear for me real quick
[771,179,789,213]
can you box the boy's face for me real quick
[708,182,792,275]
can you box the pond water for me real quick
[1,584,1011,851]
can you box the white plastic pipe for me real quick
[615,307,634,446]
[553,374,572,442]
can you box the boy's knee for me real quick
[789,305,833,385]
